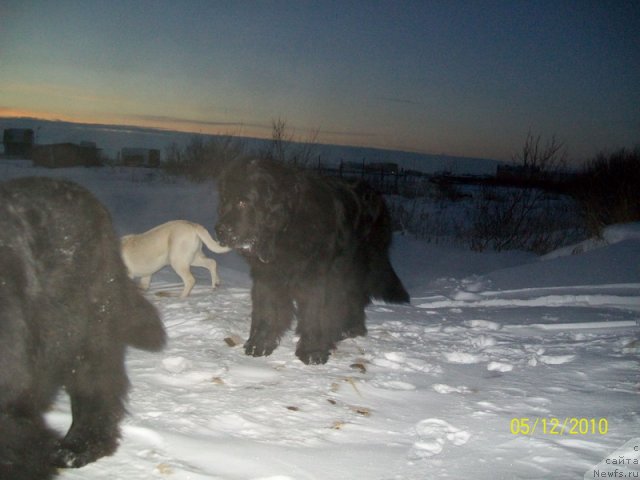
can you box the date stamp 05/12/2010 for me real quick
[510,417,609,436]
[509,418,640,477]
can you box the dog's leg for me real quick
[245,271,293,357]
[0,411,59,480]
[0,334,59,479]
[51,342,128,468]
[139,276,151,290]
[191,250,221,289]
[171,258,196,298]
[341,296,368,339]
[295,276,342,365]
[340,267,369,339]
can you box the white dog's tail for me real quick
[195,224,232,253]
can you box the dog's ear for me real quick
[218,157,255,182]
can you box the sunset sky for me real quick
[1,0,638,162]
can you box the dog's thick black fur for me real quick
[216,158,409,365]
[0,177,166,480]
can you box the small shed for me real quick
[2,128,35,157]
[32,143,101,168]
[121,148,160,167]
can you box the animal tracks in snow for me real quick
[410,418,471,458]
[114,274,639,479]
[416,283,640,313]
[432,383,473,394]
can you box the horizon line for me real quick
[0,113,504,164]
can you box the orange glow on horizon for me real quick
[0,107,273,141]
[0,107,452,159]
[0,107,77,122]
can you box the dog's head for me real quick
[215,158,295,263]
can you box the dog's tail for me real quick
[356,184,410,305]
[120,281,167,351]
[195,224,232,254]
[368,251,410,304]
[96,235,167,352]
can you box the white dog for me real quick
[121,220,231,298]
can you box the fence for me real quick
[316,159,431,196]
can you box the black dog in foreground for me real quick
[216,158,409,365]
[0,177,166,479]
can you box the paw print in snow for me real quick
[410,418,471,459]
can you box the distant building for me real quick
[120,148,160,167]
[2,128,35,157]
[32,143,101,168]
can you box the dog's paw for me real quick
[296,349,330,365]
[50,445,94,469]
[244,338,277,357]
[50,436,118,469]
[341,324,367,339]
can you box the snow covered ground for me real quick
[1,160,639,479]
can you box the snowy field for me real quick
[1,160,639,479]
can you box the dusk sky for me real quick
[1,0,638,162]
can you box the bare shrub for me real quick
[468,186,582,253]
[466,133,582,253]
[260,117,319,166]
[386,190,469,245]
[573,147,640,236]
[163,134,248,182]
[516,131,567,178]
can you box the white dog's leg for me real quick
[139,276,151,290]
[171,259,196,298]
[192,251,221,289]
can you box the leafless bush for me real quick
[516,131,567,177]
[386,195,469,245]
[467,186,582,253]
[573,147,640,236]
[163,134,248,182]
[260,117,319,166]
[465,133,584,253]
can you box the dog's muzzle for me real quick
[214,223,235,247]
[215,223,260,256]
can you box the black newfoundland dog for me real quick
[0,177,166,480]
[216,158,409,365]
